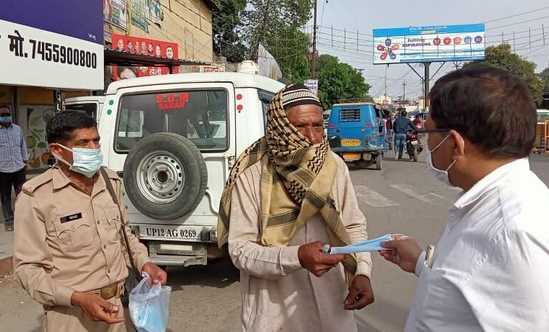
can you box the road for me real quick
[1,153,548,332]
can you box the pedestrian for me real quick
[393,109,417,159]
[14,111,167,332]
[0,105,27,232]
[217,84,374,332]
[381,64,549,331]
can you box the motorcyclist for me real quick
[392,109,418,159]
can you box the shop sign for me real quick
[0,0,104,90]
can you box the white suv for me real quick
[67,72,284,267]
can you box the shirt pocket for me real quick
[53,211,95,251]
[103,207,122,244]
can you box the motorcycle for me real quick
[406,131,423,162]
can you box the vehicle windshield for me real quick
[115,89,228,152]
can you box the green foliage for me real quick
[316,54,371,109]
[242,0,313,83]
[474,44,544,105]
[211,0,248,63]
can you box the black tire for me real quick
[375,153,383,170]
[123,133,208,220]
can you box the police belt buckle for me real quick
[100,282,122,300]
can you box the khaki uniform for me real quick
[14,166,150,332]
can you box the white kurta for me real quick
[228,153,372,332]
[406,158,549,332]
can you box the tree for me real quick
[540,67,549,92]
[242,0,313,83]
[316,54,371,109]
[211,0,248,63]
[474,44,544,105]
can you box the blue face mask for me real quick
[54,144,103,178]
[0,115,12,124]
[323,234,395,255]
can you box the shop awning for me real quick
[104,49,207,72]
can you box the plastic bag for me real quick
[129,272,172,332]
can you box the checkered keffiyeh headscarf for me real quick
[217,84,358,274]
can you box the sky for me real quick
[311,0,549,100]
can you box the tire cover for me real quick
[123,133,208,220]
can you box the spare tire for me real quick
[123,133,208,220]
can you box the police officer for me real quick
[14,111,167,332]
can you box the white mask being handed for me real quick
[53,144,103,178]
[426,134,456,186]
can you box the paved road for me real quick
[1,154,548,332]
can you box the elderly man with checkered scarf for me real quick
[218,84,374,332]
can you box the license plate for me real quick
[411,141,418,146]
[341,139,361,147]
[342,152,362,161]
[139,225,204,242]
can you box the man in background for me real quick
[0,105,27,231]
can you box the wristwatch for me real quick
[424,245,435,269]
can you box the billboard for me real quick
[373,24,485,64]
[0,0,104,90]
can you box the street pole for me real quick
[403,81,407,102]
[424,62,431,112]
[311,0,318,79]
[384,64,388,101]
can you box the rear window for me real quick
[340,109,361,122]
[538,112,549,122]
[65,103,98,121]
[115,89,228,152]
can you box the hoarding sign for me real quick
[0,0,104,90]
[304,79,319,96]
[110,34,179,82]
[112,33,179,59]
[373,24,485,64]
[104,0,128,30]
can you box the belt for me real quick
[89,281,125,300]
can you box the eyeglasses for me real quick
[416,128,450,134]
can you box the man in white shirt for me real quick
[381,64,549,331]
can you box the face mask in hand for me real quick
[426,134,456,187]
[323,234,395,254]
[53,144,103,178]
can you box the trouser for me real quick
[43,297,135,332]
[394,134,407,158]
[0,167,26,225]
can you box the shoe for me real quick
[4,224,13,232]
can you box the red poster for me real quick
[112,33,179,59]
[110,34,180,81]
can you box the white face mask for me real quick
[426,134,456,186]
[53,144,103,178]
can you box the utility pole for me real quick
[402,81,407,102]
[311,0,318,79]
[424,62,431,111]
